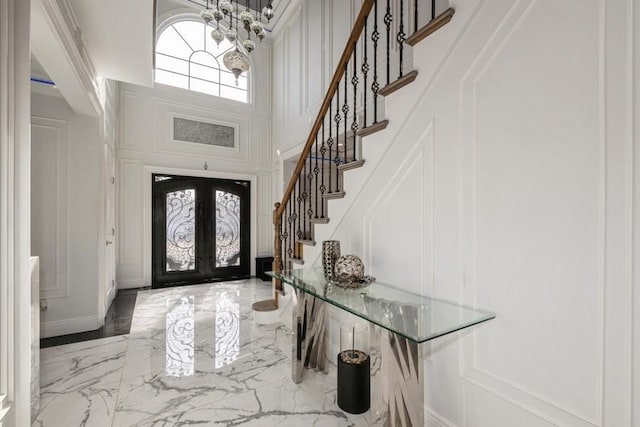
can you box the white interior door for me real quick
[104,146,116,308]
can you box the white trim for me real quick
[32,0,103,117]
[40,315,102,339]
[0,0,31,424]
[117,278,146,290]
[101,144,117,318]
[142,165,258,287]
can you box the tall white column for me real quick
[0,0,32,425]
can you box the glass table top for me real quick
[268,268,495,344]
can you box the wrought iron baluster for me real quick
[352,42,358,161]
[314,134,320,218]
[342,64,348,166]
[384,0,392,85]
[320,123,326,218]
[287,200,293,268]
[414,0,418,33]
[275,205,282,277]
[300,162,307,239]
[296,175,302,245]
[328,104,333,194]
[291,198,295,262]
[398,0,406,77]
[335,90,342,192]
[306,151,313,228]
[372,2,380,123]
[362,17,369,128]
[432,0,435,20]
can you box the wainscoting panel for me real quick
[31,117,69,300]
[459,0,603,424]
[119,91,145,151]
[118,159,144,266]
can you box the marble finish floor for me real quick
[33,279,379,426]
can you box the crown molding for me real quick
[33,0,103,117]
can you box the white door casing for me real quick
[104,145,116,312]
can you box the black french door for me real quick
[152,174,250,287]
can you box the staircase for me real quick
[253,0,455,313]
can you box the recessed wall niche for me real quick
[173,117,236,148]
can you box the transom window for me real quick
[155,19,249,103]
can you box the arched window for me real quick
[155,19,249,103]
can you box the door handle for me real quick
[106,240,113,246]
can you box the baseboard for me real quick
[117,279,147,289]
[425,407,458,427]
[40,315,102,339]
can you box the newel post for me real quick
[273,202,284,301]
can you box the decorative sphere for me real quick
[334,255,365,282]
[239,10,254,26]
[257,28,266,42]
[242,39,256,53]
[200,9,214,24]
[219,0,233,15]
[225,27,237,43]
[262,4,274,22]
[211,29,225,46]
[250,20,264,36]
[213,8,224,22]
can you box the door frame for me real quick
[100,144,116,317]
[142,166,257,287]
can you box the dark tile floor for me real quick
[40,288,147,348]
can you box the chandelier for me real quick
[196,0,275,85]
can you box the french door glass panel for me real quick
[215,190,241,268]
[166,189,197,272]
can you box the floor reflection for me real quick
[215,290,240,369]
[165,296,195,377]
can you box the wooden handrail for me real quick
[275,0,376,218]
[265,0,455,300]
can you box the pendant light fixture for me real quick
[222,0,250,85]
[193,0,275,84]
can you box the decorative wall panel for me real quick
[459,1,603,425]
[173,117,235,148]
[119,159,143,265]
[119,91,144,151]
[31,117,69,299]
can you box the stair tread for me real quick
[406,7,455,46]
[299,239,317,246]
[324,191,346,199]
[291,257,305,265]
[357,120,389,137]
[378,70,419,97]
[310,217,330,224]
[338,159,365,171]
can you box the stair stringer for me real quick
[300,3,468,269]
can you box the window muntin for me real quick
[155,19,249,103]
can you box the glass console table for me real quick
[268,268,495,427]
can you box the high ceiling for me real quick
[69,0,155,87]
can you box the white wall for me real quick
[116,65,274,288]
[31,93,106,338]
[274,0,639,425]
[272,0,362,157]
